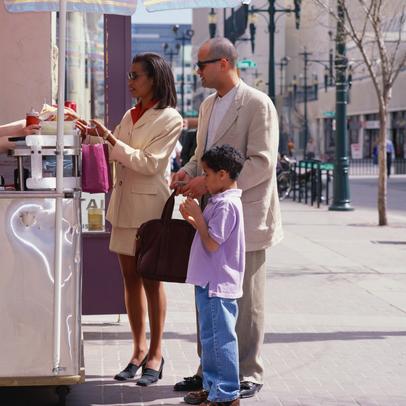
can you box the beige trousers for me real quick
[196,249,267,384]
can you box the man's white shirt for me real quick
[206,81,240,150]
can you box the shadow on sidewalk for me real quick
[264,330,406,343]
[0,379,182,406]
[0,386,59,406]
[84,331,196,342]
[69,377,182,405]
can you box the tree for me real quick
[314,0,406,225]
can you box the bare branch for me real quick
[388,6,406,78]
[389,51,406,88]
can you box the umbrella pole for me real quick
[52,0,67,375]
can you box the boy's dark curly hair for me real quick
[201,144,245,180]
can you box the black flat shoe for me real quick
[114,354,148,381]
[136,358,164,386]
[174,374,203,391]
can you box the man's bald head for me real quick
[202,37,238,68]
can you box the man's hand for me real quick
[170,170,192,195]
[182,176,207,199]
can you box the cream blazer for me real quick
[104,106,182,228]
[182,81,283,251]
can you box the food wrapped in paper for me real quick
[39,103,81,122]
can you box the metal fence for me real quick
[349,159,406,176]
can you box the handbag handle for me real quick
[161,190,176,222]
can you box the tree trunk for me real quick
[377,102,388,226]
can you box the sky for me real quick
[131,2,192,25]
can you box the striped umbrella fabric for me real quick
[4,0,137,15]
[144,0,250,12]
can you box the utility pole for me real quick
[329,1,353,211]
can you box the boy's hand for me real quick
[179,197,202,229]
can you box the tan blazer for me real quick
[182,81,283,251]
[105,106,182,228]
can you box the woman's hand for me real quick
[76,119,110,142]
[89,119,109,137]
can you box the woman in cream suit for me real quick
[77,53,183,386]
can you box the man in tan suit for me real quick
[171,37,283,403]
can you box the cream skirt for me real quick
[109,226,139,257]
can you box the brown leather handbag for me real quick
[135,191,196,283]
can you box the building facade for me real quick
[131,23,195,116]
[190,1,406,161]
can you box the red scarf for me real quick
[130,99,158,124]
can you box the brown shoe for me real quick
[201,399,240,406]
[184,390,209,405]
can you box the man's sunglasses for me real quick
[194,58,224,71]
[128,72,146,80]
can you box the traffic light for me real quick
[294,0,301,29]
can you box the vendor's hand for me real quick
[182,176,207,199]
[170,170,192,195]
[22,124,41,136]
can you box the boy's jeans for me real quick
[195,286,240,402]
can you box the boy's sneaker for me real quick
[184,389,208,405]
[200,399,240,406]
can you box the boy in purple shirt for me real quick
[180,145,245,406]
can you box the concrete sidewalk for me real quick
[2,177,406,405]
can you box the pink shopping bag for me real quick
[81,143,112,193]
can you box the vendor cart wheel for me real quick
[56,385,70,406]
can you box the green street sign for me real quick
[237,59,257,69]
[323,111,335,118]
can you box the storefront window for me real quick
[364,113,379,158]
[391,111,406,158]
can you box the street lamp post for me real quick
[208,8,217,38]
[249,1,301,103]
[297,47,334,160]
[276,56,290,95]
[329,1,353,211]
[172,25,194,117]
[300,49,310,159]
[163,42,180,68]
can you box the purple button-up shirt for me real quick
[186,189,245,299]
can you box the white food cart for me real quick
[0,133,84,405]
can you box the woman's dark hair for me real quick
[201,144,245,180]
[132,53,177,109]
